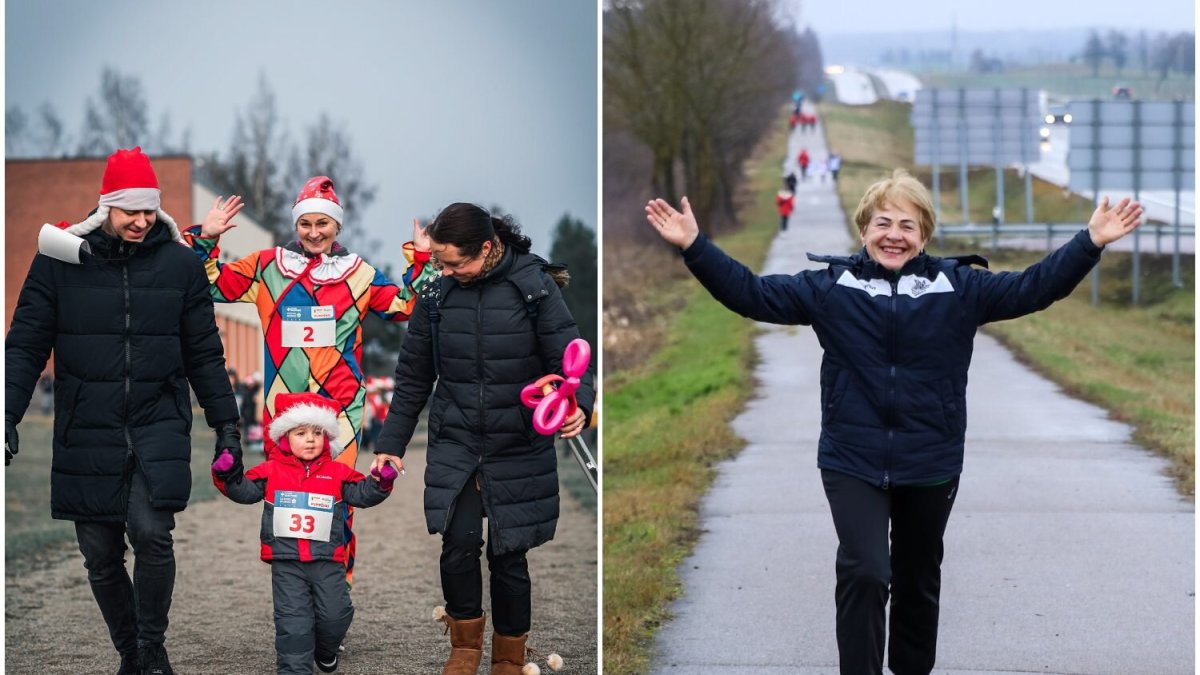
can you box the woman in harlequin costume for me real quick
[183,176,437,586]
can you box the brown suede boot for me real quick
[441,614,486,675]
[490,633,528,675]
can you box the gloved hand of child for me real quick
[371,463,399,490]
[212,448,241,479]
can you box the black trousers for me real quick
[272,560,354,675]
[821,469,960,675]
[75,469,177,656]
[441,476,532,635]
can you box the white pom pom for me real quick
[521,663,541,675]
[433,606,446,621]
[547,653,564,671]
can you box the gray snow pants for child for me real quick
[272,559,354,674]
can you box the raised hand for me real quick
[413,218,432,253]
[645,197,701,250]
[1087,196,1144,247]
[200,196,246,239]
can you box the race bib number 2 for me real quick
[272,490,335,542]
[281,305,336,347]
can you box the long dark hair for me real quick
[428,203,531,257]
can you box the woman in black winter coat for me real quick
[372,203,594,675]
[645,170,1143,675]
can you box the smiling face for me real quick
[295,213,340,255]
[286,425,326,462]
[860,199,927,271]
[104,208,157,242]
[431,240,491,283]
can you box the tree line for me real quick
[6,68,378,251]
[1080,29,1195,80]
[603,0,817,238]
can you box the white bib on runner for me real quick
[272,490,335,542]
[281,305,336,348]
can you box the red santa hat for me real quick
[291,176,344,227]
[58,147,184,243]
[268,392,343,458]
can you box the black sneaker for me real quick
[116,651,139,675]
[316,652,339,673]
[137,644,175,675]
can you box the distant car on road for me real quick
[1112,86,1133,99]
[1045,104,1072,125]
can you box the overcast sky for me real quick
[5,1,597,270]
[797,0,1194,34]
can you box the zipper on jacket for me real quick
[476,289,486,446]
[122,262,134,463]
[883,277,899,489]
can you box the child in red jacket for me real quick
[212,392,398,674]
[776,189,795,231]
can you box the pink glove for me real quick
[371,463,399,490]
[212,448,235,474]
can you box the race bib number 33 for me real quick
[281,305,336,347]
[273,490,335,542]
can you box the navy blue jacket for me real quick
[682,229,1103,487]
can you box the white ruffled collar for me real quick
[275,246,363,284]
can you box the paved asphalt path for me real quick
[650,122,1194,675]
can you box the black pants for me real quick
[780,214,790,231]
[272,560,354,675]
[75,469,177,656]
[441,476,532,635]
[821,469,960,675]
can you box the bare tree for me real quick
[7,103,75,158]
[77,68,152,156]
[37,103,71,157]
[204,73,293,241]
[6,106,30,156]
[1106,30,1129,76]
[1136,31,1150,75]
[605,0,799,235]
[1082,30,1105,77]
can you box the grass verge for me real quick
[601,121,787,674]
[821,100,1195,497]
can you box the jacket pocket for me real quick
[939,379,967,436]
[165,378,193,435]
[821,369,850,426]
[429,397,449,438]
[53,378,82,440]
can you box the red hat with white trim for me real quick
[268,392,343,458]
[292,176,344,226]
[58,147,184,243]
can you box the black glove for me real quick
[213,422,243,479]
[5,419,17,467]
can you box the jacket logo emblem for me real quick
[897,272,955,298]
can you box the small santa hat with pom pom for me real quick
[268,392,343,458]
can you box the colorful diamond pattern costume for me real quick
[183,226,435,470]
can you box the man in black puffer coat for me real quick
[374,204,594,673]
[5,148,241,675]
